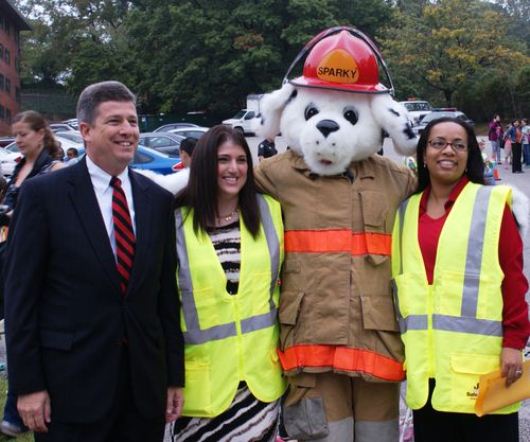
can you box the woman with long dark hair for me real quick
[171,125,286,441]
[392,117,529,442]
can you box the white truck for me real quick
[398,100,432,125]
[222,94,263,135]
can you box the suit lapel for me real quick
[127,170,151,294]
[68,158,120,291]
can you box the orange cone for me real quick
[493,167,501,181]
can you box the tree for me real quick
[122,0,393,115]
[382,0,530,107]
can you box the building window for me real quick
[0,44,3,61]
[6,108,11,123]
[0,105,5,120]
[15,56,19,73]
[15,87,20,104]
[0,74,4,90]
[5,78,11,94]
[5,49,10,65]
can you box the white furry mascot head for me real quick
[255,27,418,176]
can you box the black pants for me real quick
[413,380,518,442]
[512,142,522,172]
[35,348,165,442]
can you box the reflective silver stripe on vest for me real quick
[460,186,493,318]
[176,196,280,345]
[398,198,410,276]
[399,315,429,333]
[176,210,202,337]
[185,323,238,345]
[432,314,502,337]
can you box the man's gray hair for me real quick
[76,81,136,125]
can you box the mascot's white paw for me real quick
[510,185,529,239]
[136,168,189,195]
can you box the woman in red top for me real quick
[406,117,529,442]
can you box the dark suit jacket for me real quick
[4,158,184,423]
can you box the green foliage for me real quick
[381,0,530,117]
[13,0,528,120]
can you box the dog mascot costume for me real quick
[252,27,418,442]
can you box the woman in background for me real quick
[0,110,63,437]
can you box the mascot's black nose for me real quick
[316,120,339,138]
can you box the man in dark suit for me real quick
[4,81,184,441]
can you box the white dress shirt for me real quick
[86,155,136,258]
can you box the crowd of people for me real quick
[488,114,530,173]
[0,81,527,442]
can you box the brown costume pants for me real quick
[283,372,400,442]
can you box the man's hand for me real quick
[501,347,523,387]
[166,387,184,423]
[17,390,51,433]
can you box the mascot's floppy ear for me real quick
[254,83,296,139]
[370,94,418,156]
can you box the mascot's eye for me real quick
[304,105,319,121]
[343,108,358,125]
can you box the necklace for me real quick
[217,210,238,223]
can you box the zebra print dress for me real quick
[170,221,281,442]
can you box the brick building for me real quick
[0,1,30,135]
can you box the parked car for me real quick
[399,100,432,124]
[5,134,84,158]
[0,148,21,176]
[50,123,79,133]
[0,136,15,147]
[55,131,83,144]
[65,145,180,175]
[131,145,181,174]
[222,109,256,135]
[153,122,200,132]
[167,127,208,139]
[62,118,79,130]
[139,132,185,158]
[412,109,474,136]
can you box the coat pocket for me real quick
[360,296,399,332]
[279,291,305,350]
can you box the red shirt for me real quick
[418,177,530,349]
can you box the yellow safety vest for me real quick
[392,182,520,414]
[176,194,286,417]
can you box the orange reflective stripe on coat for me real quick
[278,345,405,382]
[285,229,391,256]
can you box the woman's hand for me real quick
[501,347,523,387]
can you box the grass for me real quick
[0,375,33,441]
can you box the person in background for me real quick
[172,125,286,441]
[0,110,64,437]
[505,120,523,173]
[65,147,79,164]
[257,137,278,162]
[179,137,197,168]
[521,118,529,167]
[392,117,529,442]
[488,114,503,164]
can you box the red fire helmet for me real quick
[288,28,391,94]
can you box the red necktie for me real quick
[110,177,135,295]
